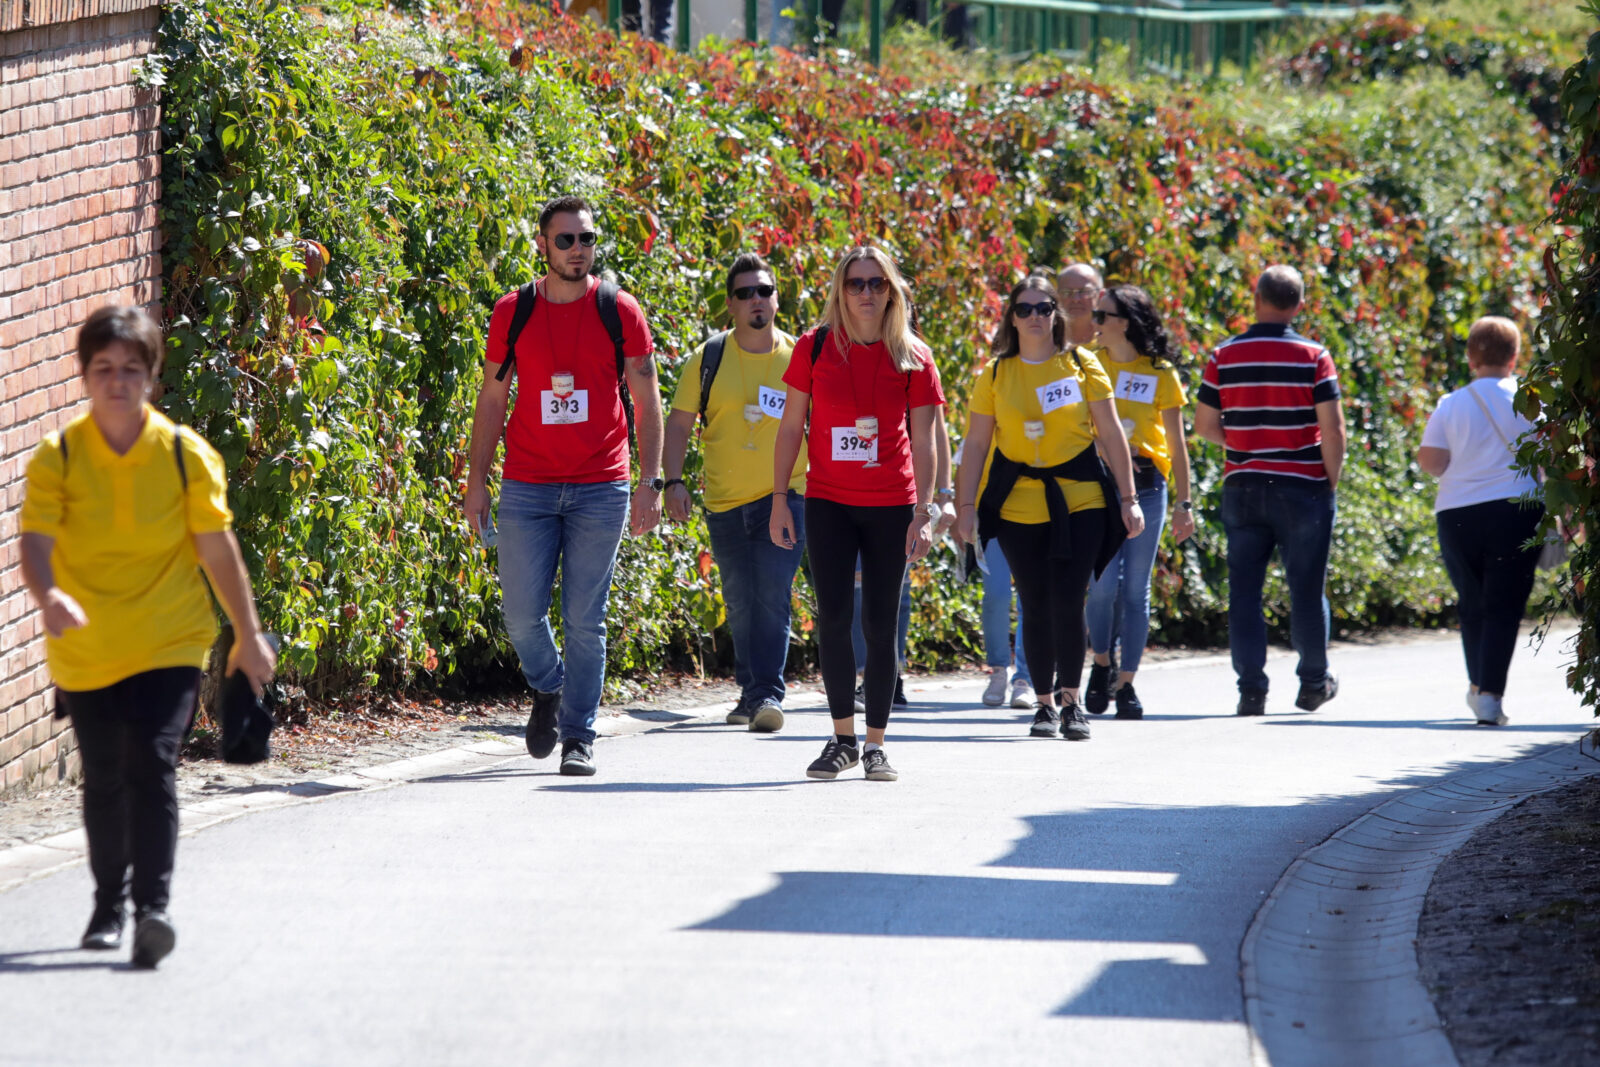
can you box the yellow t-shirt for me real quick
[1102,354,1186,480]
[671,330,806,512]
[20,407,234,691]
[971,348,1113,523]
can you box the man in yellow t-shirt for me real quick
[663,253,806,734]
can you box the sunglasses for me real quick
[1091,309,1127,324]
[844,276,890,295]
[551,231,598,250]
[733,284,776,300]
[1060,286,1099,298]
[1013,301,1057,320]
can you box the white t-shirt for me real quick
[1420,376,1540,513]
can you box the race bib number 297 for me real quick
[1115,372,1159,404]
[540,390,589,425]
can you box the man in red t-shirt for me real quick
[464,195,664,776]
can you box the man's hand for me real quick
[41,588,87,639]
[1171,508,1196,545]
[464,481,492,537]
[227,631,278,698]
[630,485,662,536]
[665,482,693,523]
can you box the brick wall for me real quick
[0,0,163,794]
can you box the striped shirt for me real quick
[1196,323,1340,483]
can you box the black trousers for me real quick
[1437,499,1543,696]
[807,497,912,730]
[60,667,199,914]
[996,515,1104,697]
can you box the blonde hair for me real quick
[1467,316,1520,368]
[817,246,923,374]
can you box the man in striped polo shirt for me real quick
[1194,266,1347,716]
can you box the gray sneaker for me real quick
[725,699,753,726]
[862,748,899,781]
[1060,698,1092,741]
[1029,703,1061,738]
[806,740,860,780]
[131,909,176,970]
[559,738,595,776]
[748,700,785,733]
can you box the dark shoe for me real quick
[525,689,561,760]
[806,739,860,780]
[725,698,753,726]
[130,910,176,969]
[862,748,899,781]
[892,676,909,708]
[1294,671,1339,712]
[748,699,785,733]
[1237,690,1268,717]
[1084,662,1113,715]
[1029,703,1061,738]
[1114,683,1144,720]
[559,738,595,776]
[853,684,866,716]
[80,905,124,951]
[1060,698,1092,741]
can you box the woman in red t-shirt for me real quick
[770,247,945,782]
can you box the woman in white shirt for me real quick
[1417,316,1544,727]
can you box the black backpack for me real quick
[495,279,634,439]
[696,330,731,425]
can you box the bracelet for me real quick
[933,487,955,503]
[960,503,977,511]
[664,478,686,489]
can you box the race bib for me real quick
[1116,372,1159,404]
[758,385,786,419]
[831,425,880,462]
[1036,377,1084,414]
[541,389,589,425]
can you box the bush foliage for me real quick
[149,0,1557,697]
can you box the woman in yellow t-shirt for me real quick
[19,306,276,969]
[1082,285,1195,721]
[955,276,1142,741]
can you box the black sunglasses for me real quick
[844,276,890,295]
[1013,301,1057,320]
[552,231,598,250]
[733,284,776,300]
[1091,309,1126,324]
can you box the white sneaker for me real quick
[1465,688,1479,715]
[1475,693,1509,727]
[982,670,1010,707]
[1009,678,1036,709]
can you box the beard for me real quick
[552,260,591,283]
[746,312,770,330]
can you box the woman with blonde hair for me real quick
[770,246,945,781]
[956,276,1143,741]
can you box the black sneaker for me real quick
[80,905,124,951]
[892,676,909,708]
[853,684,866,715]
[725,698,753,726]
[130,909,176,969]
[1029,703,1061,737]
[1114,683,1144,720]
[1237,690,1268,716]
[525,689,560,759]
[1084,662,1113,715]
[862,748,898,781]
[1294,671,1339,712]
[748,699,784,733]
[806,739,860,780]
[559,738,595,776]
[1060,697,1092,741]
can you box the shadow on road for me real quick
[538,780,797,793]
[1262,719,1586,732]
[0,948,129,974]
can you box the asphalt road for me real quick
[0,630,1588,1066]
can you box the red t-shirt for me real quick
[485,277,654,484]
[782,327,945,507]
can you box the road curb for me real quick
[1240,740,1600,1067]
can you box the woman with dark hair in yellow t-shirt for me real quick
[1081,285,1195,721]
[19,305,276,969]
[955,276,1143,741]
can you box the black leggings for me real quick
[997,515,1105,696]
[1437,499,1543,696]
[808,497,912,730]
[60,667,199,914]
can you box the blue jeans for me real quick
[852,555,911,670]
[705,492,806,707]
[496,479,630,744]
[981,537,1029,684]
[1220,476,1335,694]
[1086,477,1168,674]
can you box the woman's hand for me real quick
[1171,507,1196,544]
[665,482,693,523]
[40,588,87,639]
[905,510,935,562]
[227,631,277,698]
[1121,499,1145,539]
[956,507,979,547]
[933,500,957,539]
[770,494,798,549]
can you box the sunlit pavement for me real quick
[0,629,1587,1066]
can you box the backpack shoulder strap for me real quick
[495,282,540,382]
[57,428,68,472]
[594,280,635,441]
[173,426,190,491]
[698,331,730,424]
[810,325,831,365]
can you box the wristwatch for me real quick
[920,502,942,521]
[1178,500,1193,511]
[643,477,665,493]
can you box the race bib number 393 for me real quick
[1036,377,1084,414]
[1115,372,1159,404]
[758,385,786,419]
[540,389,589,425]
[831,425,880,462]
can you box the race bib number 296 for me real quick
[1036,377,1084,414]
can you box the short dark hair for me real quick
[725,252,774,298]
[1256,265,1304,311]
[77,304,162,378]
[538,195,593,234]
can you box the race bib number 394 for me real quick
[1036,377,1084,414]
[1115,372,1159,404]
[758,385,786,419]
[540,389,589,425]
[831,425,880,462]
